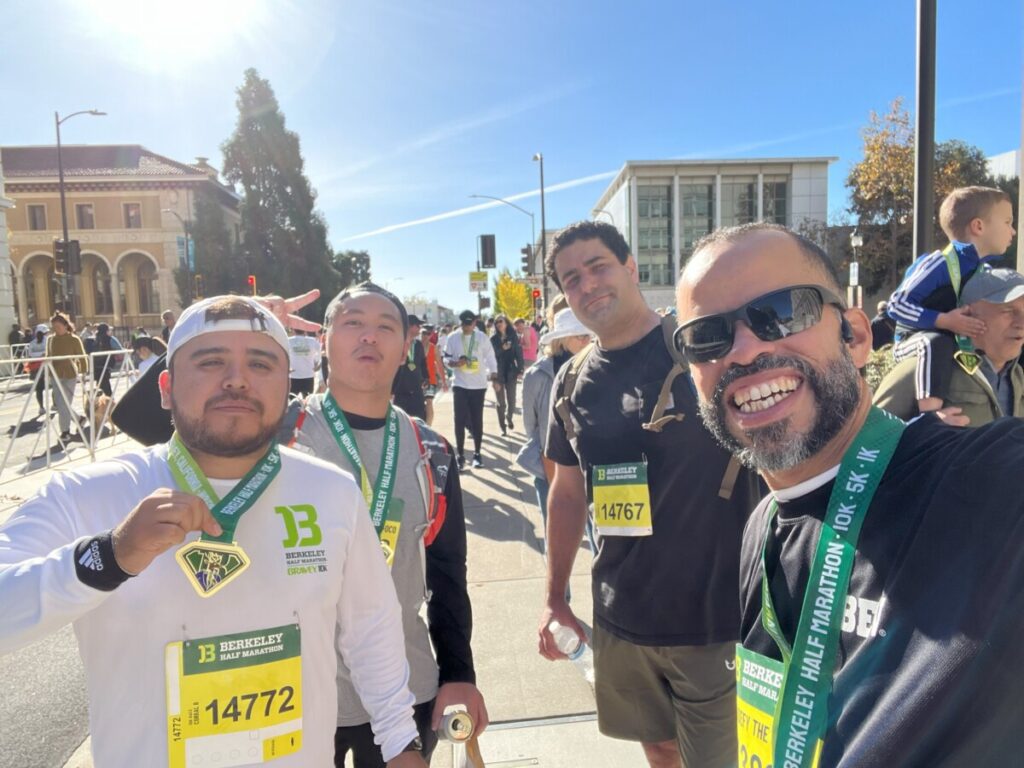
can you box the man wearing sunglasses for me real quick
[676,222,1024,767]
[537,221,760,768]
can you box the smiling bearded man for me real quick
[676,222,1024,768]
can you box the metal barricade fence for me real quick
[0,349,140,481]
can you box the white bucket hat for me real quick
[539,308,592,346]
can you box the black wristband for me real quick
[74,532,133,591]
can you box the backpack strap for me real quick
[553,342,596,445]
[278,395,308,448]
[409,417,451,547]
[642,314,687,432]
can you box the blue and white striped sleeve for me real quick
[887,251,949,330]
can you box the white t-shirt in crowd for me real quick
[288,335,320,380]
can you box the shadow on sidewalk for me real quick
[460,485,545,556]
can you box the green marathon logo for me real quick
[275,504,329,576]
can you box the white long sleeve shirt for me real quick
[0,445,417,766]
[443,329,497,390]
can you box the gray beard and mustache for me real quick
[698,349,862,473]
[171,393,284,458]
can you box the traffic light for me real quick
[194,274,204,299]
[247,274,257,296]
[480,235,496,269]
[532,289,542,310]
[520,245,532,275]
[67,240,82,275]
[53,239,67,274]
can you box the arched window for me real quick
[93,261,113,314]
[137,260,160,314]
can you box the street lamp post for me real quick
[55,109,106,318]
[532,153,548,308]
[467,193,536,259]
[162,208,192,305]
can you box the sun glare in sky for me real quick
[78,0,276,73]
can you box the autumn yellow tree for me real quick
[847,98,992,295]
[492,268,533,320]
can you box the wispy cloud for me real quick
[318,84,580,183]
[339,170,618,242]
[938,85,1019,110]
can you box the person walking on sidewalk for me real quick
[0,295,426,768]
[537,221,760,768]
[391,315,429,420]
[91,323,124,398]
[515,317,538,368]
[25,324,49,415]
[443,309,497,470]
[420,325,447,426]
[46,311,87,442]
[489,314,524,435]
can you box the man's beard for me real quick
[698,348,862,473]
[171,393,283,458]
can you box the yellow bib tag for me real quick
[166,625,303,767]
[592,462,653,537]
[380,519,401,567]
[465,358,480,373]
[736,644,822,768]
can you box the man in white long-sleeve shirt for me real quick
[0,295,426,768]
[442,309,498,470]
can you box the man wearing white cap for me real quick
[0,294,426,767]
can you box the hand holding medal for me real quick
[111,488,223,576]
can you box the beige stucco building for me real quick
[1,145,238,331]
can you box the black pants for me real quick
[334,698,438,767]
[94,363,113,398]
[493,371,518,428]
[453,386,485,456]
[289,377,315,396]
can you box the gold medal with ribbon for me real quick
[168,434,282,597]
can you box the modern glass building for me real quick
[592,157,835,307]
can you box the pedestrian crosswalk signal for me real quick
[480,235,496,269]
[53,239,67,275]
[67,240,82,275]
[247,274,257,296]
[194,274,204,299]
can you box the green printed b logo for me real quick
[275,504,322,548]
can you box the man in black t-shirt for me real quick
[676,222,1024,767]
[538,221,760,768]
[391,314,428,420]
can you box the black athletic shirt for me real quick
[546,325,761,646]
[740,414,1024,767]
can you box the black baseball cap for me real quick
[459,310,477,324]
[407,314,423,327]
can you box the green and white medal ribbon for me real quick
[943,244,982,374]
[167,433,282,597]
[321,393,402,565]
[758,406,904,767]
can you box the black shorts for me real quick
[334,698,438,767]
[290,377,315,396]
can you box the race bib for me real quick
[736,644,821,768]
[166,625,303,767]
[592,462,652,537]
[465,358,479,373]
[379,498,404,568]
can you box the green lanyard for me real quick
[167,433,282,543]
[321,393,400,537]
[759,406,904,767]
[461,332,475,359]
[942,244,982,371]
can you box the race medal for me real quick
[592,462,653,537]
[175,540,251,598]
[736,645,821,768]
[465,357,480,373]
[168,434,282,598]
[166,624,302,767]
[407,363,417,371]
[954,349,981,375]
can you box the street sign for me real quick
[469,271,488,292]
[478,296,491,311]
[523,275,543,288]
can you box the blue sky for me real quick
[2,0,1020,313]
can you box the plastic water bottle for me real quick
[548,620,585,660]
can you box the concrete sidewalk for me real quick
[2,388,647,767]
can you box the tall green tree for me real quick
[333,250,372,289]
[173,187,239,304]
[846,98,995,295]
[221,68,340,319]
[492,269,533,319]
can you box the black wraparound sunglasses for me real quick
[674,284,847,363]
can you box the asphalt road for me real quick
[0,625,89,768]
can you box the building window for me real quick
[762,177,788,225]
[636,183,673,286]
[721,177,756,227]
[93,261,113,314]
[27,204,47,231]
[137,261,160,314]
[75,203,95,230]
[679,182,715,262]
[123,203,142,229]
